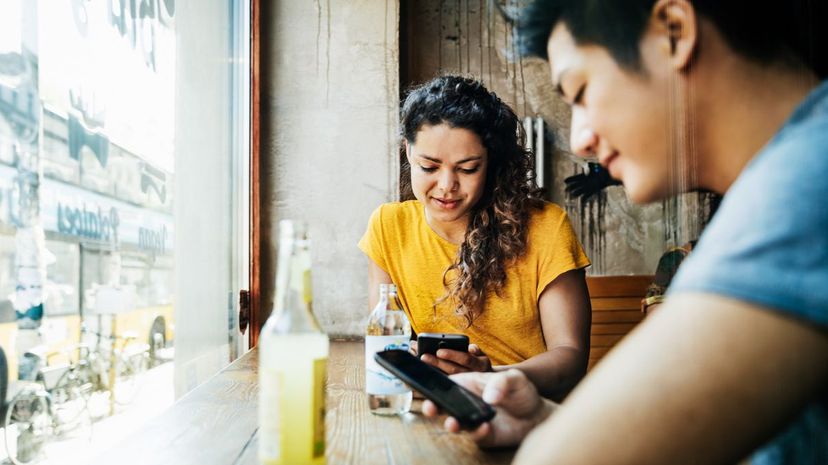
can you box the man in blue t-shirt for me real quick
[421,2,828,464]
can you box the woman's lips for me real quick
[433,197,460,210]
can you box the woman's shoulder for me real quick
[369,200,423,229]
[529,201,569,226]
[373,200,422,220]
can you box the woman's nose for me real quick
[437,169,458,192]
[570,110,598,158]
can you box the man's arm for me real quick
[514,293,828,465]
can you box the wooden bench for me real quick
[586,275,652,370]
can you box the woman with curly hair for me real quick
[359,75,591,399]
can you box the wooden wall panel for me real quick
[586,276,652,370]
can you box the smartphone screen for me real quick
[374,350,496,428]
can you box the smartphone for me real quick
[417,333,469,357]
[374,349,496,428]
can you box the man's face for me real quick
[547,23,681,203]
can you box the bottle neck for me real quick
[270,231,323,334]
[387,290,404,313]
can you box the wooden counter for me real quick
[90,340,515,465]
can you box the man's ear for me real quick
[652,0,697,70]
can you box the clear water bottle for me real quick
[259,220,328,465]
[365,283,413,415]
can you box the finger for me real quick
[444,416,462,433]
[422,354,468,374]
[481,369,526,405]
[436,359,470,375]
[420,353,438,366]
[468,344,483,355]
[448,372,493,395]
[436,348,476,366]
[422,400,439,417]
[468,422,493,445]
[409,340,418,355]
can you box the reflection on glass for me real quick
[2,4,247,461]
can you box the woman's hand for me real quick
[420,344,493,374]
[422,369,556,448]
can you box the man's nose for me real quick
[570,109,598,158]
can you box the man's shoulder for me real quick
[670,113,828,324]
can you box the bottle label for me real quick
[365,335,411,395]
[312,357,326,458]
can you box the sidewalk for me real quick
[1,361,175,465]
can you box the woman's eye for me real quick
[459,167,480,174]
[419,165,438,173]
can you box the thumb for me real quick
[481,369,523,404]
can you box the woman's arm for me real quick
[501,268,591,400]
[367,258,393,310]
[421,268,591,399]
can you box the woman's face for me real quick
[406,123,488,228]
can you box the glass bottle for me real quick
[259,220,327,465]
[365,283,413,415]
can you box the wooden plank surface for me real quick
[91,340,514,465]
[591,323,638,335]
[591,297,643,311]
[586,275,652,298]
[591,310,645,324]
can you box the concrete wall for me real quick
[261,0,400,336]
[400,0,712,276]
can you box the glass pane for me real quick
[0,0,249,462]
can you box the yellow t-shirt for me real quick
[358,200,590,365]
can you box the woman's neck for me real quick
[424,209,468,244]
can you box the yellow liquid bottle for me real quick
[259,220,328,465]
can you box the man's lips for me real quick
[598,151,620,171]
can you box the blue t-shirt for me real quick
[669,80,828,464]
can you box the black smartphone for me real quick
[417,333,469,357]
[374,349,496,428]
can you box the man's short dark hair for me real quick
[515,0,828,78]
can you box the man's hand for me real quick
[420,344,493,374]
[422,369,556,448]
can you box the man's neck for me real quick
[694,51,819,194]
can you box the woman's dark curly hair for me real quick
[400,75,545,327]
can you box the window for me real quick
[1,0,250,445]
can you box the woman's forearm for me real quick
[496,345,588,401]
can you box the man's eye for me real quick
[419,165,438,173]
[573,84,586,105]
